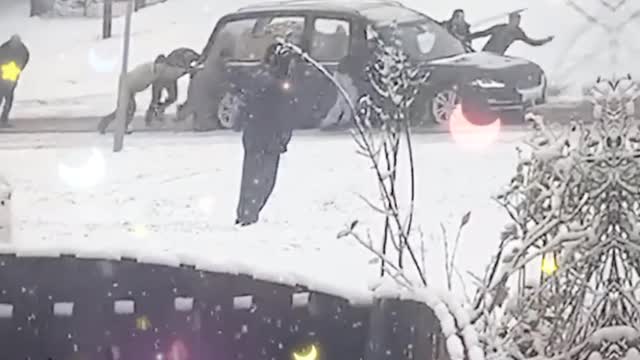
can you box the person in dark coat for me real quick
[0,35,29,127]
[468,12,553,55]
[440,9,471,48]
[145,47,200,125]
[234,43,295,226]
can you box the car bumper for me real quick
[476,76,547,111]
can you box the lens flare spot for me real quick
[88,47,119,73]
[198,196,215,215]
[57,148,106,189]
[135,315,151,330]
[168,339,189,360]
[541,253,558,276]
[293,344,319,360]
[449,105,501,151]
[1,61,21,82]
[129,224,149,238]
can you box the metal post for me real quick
[113,0,134,153]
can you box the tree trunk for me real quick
[102,0,112,39]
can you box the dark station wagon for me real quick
[181,0,547,130]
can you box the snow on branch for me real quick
[472,76,640,360]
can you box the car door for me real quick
[221,14,306,129]
[296,16,354,128]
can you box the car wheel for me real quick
[430,88,459,125]
[217,92,242,130]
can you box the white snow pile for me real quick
[372,277,484,360]
[587,327,640,360]
[589,326,640,344]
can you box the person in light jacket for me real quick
[97,55,188,134]
[145,47,200,125]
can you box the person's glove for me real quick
[544,35,554,43]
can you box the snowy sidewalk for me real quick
[3,114,194,133]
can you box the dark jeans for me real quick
[0,81,16,125]
[236,150,281,224]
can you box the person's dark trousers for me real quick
[0,82,16,127]
[236,150,281,225]
[98,95,136,134]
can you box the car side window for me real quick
[214,16,305,61]
[310,18,351,62]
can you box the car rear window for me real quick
[213,16,305,61]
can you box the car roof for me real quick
[236,0,406,17]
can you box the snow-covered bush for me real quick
[472,75,640,360]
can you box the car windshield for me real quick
[361,5,465,61]
[375,20,466,61]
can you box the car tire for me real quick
[217,92,242,131]
[426,87,459,125]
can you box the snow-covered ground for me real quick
[1,0,635,118]
[0,131,525,299]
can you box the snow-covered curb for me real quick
[0,243,483,360]
[0,243,373,304]
[373,279,484,360]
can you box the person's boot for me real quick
[235,214,258,227]
[239,219,257,227]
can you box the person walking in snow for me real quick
[467,11,553,55]
[97,54,189,134]
[233,43,295,226]
[0,34,29,128]
[145,47,201,125]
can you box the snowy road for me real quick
[1,99,591,134]
[1,131,525,297]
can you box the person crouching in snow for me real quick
[97,55,190,134]
[145,47,201,125]
[234,43,296,227]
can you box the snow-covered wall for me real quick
[0,252,472,360]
